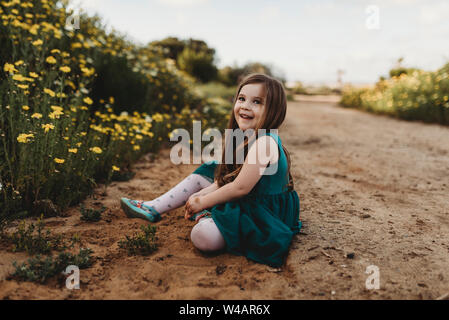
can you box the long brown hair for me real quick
[214,73,294,192]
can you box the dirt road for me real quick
[1,96,448,299]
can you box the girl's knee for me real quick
[190,218,225,252]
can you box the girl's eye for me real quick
[238,97,245,102]
[254,100,260,104]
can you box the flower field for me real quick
[340,63,449,125]
[0,0,230,218]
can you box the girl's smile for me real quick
[234,83,266,131]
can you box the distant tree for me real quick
[149,37,185,60]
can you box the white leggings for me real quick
[190,217,226,252]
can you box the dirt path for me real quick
[1,96,449,299]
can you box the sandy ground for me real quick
[1,96,449,300]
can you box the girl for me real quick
[120,73,301,267]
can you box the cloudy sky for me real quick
[72,0,449,85]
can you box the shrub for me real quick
[11,248,93,283]
[118,224,158,256]
[80,204,105,222]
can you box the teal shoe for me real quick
[120,198,161,223]
[189,210,211,222]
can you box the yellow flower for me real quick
[4,63,18,73]
[109,96,115,104]
[51,105,63,112]
[32,39,43,46]
[51,49,61,54]
[14,60,24,66]
[54,158,65,164]
[89,146,102,154]
[81,67,95,77]
[59,66,71,73]
[133,145,140,151]
[46,56,57,64]
[17,133,34,143]
[31,113,42,119]
[41,123,55,133]
[12,74,27,82]
[68,148,78,153]
[22,105,30,111]
[112,165,120,171]
[44,88,55,97]
[29,72,39,78]
[83,97,93,105]
[17,84,28,89]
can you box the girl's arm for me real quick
[185,135,279,218]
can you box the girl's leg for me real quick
[190,217,226,252]
[143,173,212,214]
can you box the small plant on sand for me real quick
[118,224,158,256]
[11,248,94,283]
[80,204,106,222]
[6,216,80,255]
[8,217,65,255]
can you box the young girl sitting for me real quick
[120,73,301,268]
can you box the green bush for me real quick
[118,224,158,256]
[340,65,449,125]
[11,248,93,283]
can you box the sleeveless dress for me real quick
[192,132,302,267]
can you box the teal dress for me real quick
[192,132,301,267]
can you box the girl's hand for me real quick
[184,196,204,220]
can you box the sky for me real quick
[71,0,449,85]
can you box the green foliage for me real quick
[80,204,105,222]
[178,47,217,83]
[340,63,449,125]
[118,224,158,256]
[5,216,80,255]
[7,217,69,255]
[389,67,420,79]
[0,0,217,219]
[11,248,93,283]
[218,62,285,87]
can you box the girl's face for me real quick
[234,83,266,131]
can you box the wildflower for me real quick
[133,145,140,151]
[46,56,57,64]
[68,148,78,153]
[12,74,27,82]
[32,39,43,46]
[14,60,24,66]
[17,133,34,143]
[17,84,28,89]
[51,105,63,112]
[89,147,102,154]
[109,96,115,104]
[44,88,55,97]
[4,63,18,73]
[31,113,42,119]
[83,97,93,105]
[42,123,55,133]
[29,72,39,78]
[22,105,30,111]
[51,49,61,54]
[112,165,120,171]
[54,158,65,164]
[59,66,71,73]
